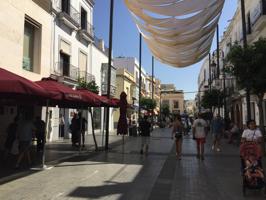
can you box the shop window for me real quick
[23,16,41,73]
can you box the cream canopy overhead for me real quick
[124,0,225,68]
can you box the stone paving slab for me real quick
[0,128,266,200]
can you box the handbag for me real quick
[10,139,19,155]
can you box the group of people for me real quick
[171,112,264,163]
[171,113,208,160]
[4,112,45,168]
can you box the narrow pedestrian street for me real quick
[0,128,265,200]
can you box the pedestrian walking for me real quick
[59,113,65,138]
[139,115,151,155]
[4,116,19,159]
[211,114,224,152]
[34,116,45,152]
[227,122,239,144]
[78,112,87,148]
[70,113,80,147]
[192,113,208,160]
[15,113,35,168]
[171,114,184,160]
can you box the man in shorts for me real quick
[211,114,224,152]
[192,113,208,160]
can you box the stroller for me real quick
[240,142,266,195]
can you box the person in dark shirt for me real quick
[78,112,87,148]
[34,116,46,152]
[4,116,19,158]
[139,115,151,154]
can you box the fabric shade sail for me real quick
[0,68,50,102]
[36,79,99,108]
[124,0,225,68]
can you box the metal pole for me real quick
[216,24,220,79]
[241,0,248,48]
[105,0,114,150]
[222,52,227,119]
[159,91,162,122]
[151,56,154,129]
[216,24,220,115]
[138,33,142,130]
[208,53,212,91]
[240,0,251,121]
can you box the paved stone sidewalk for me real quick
[0,128,265,200]
[0,133,128,182]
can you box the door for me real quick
[60,52,70,77]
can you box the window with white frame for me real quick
[23,17,41,73]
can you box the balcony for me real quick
[101,84,116,97]
[53,0,80,30]
[33,0,52,12]
[250,1,266,32]
[52,62,79,81]
[79,70,95,83]
[52,62,96,84]
[78,22,94,42]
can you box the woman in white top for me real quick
[241,120,263,170]
[241,120,262,143]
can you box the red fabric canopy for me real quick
[77,89,109,107]
[0,68,49,98]
[77,89,119,107]
[36,79,99,107]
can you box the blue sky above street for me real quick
[93,0,238,100]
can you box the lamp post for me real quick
[240,0,251,122]
[222,51,227,120]
[151,56,154,129]
[216,24,220,79]
[138,33,142,130]
[208,53,213,91]
[105,0,114,150]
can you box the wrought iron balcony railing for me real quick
[79,70,95,83]
[53,62,79,81]
[101,84,116,97]
[53,0,80,27]
[80,22,94,38]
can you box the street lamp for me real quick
[240,0,251,122]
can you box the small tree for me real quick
[201,89,224,110]
[78,78,99,94]
[161,104,170,118]
[140,97,156,110]
[226,38,266,152]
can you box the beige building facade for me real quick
[161,84,184,114]
[113,68,137,127]
[0,0,52,80]
[216,0,266,127]
[0,0,53,148]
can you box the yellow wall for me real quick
[162,92,184,114]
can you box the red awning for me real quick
[77,89,110,107]
[36,79,99,107]
[99,95,120,108]
[0,68,49,100]
[77,89,119,107]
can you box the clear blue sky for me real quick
[93,0,238,100]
